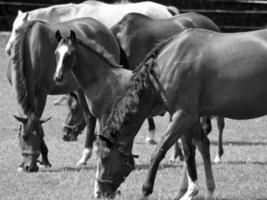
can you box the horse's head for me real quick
[94,131,137,199]
[94,58,166,198]
[62,93,85,141]
[14,114,51,172]
[6,10,29,56]
[54,30,77,83]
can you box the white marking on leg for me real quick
[76,148,92,167]
[174,163,188,199]
[214,154,221,164]
[94,167,100,198]
[180,172,199,200]
[145,129,157,144]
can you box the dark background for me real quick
[1,0,267,31]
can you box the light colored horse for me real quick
[5,0,179,55]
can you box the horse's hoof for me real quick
[173,189,187,200]
[17,167,24,173]
[214,155,221,164]
[62,135,71,142]
[169,156,177,163]
[37,158,52,168]
[145,138,157,145]
[76,160,87,167]
[69,135,78,142]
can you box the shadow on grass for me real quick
[40,163,181,173]
[223,160,267,166]
[40,165,96,173]
[135,163,182,171]
[195,197,267,200]
[210,140,267,146]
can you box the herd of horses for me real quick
[6,0,267,200]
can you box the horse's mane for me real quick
[76,38,122,68]
[11,20,44,115]
[102,35,176,137]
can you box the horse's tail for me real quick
[167,6,179,16]
[11,21,36,116]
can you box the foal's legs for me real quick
[169,140,184,163]
[76,90,97,166]
[141,110,197,199]
[145,117,157,144]
[195,129,215,199]
[214,117,225,163]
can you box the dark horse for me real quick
[7,17,120,172]
[63,12,224,166]
[96,28,267,199]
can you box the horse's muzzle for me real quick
[54,73,64,82]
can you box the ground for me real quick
[0,33,266,200]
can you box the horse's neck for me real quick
[73,46,132,119]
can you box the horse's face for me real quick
[6,10,28,55]
[54,30,77,83]
[94,136,136,199]
[62,94,85,141]
[14,115,51,172]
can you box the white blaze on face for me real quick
[55,44,69,77]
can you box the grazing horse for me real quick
[8,17,120,172]
[65,12,224,164]
[96,28,267,200]
[53,22,217,199]
[5,0,178,55]
[5,0,178,167]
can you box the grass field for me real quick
[0,33,266,200]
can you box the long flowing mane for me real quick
[76,38,122,68]
[102,35,176,136]
[11,20,43,115]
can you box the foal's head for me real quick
[54,30,77,83]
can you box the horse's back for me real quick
[167,29,267,119]
[50,18,120,61]
[112,12,218,68]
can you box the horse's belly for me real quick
[201,76,267,119]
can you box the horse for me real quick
[6,1,178,168]
[63,12,224,165]
[52,13,219,197]
[96,28,267,200]
[8,17,120,172]
[5,0,178,55]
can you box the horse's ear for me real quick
[14,115,27,124]
[40,117,52,124]
[55,30,62,43]
[69,30,76,42]
[18,10,23,15]
[22,12,29,21]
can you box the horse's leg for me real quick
[201,116,212,135]
[174,125,200,200]
[141,110,197,199]
[194,128,215,200]
[76,89,96,166]
[34,91,51,168]
[169,140,184,163]
[214,117,225,163]
[145,117,157,144]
